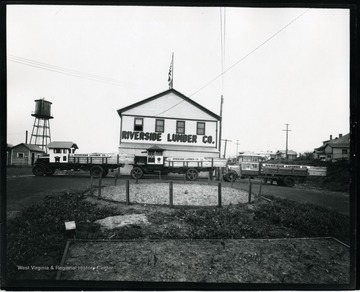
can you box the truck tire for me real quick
[44,168,55,176]
[131,167,144,179]
[224,171,237,182]
[90,165,103,178]
[101,168,109,177]
[32,164,45,176]
[186,168,198,181]
[283,176,296,187]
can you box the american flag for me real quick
[168,53,174,89]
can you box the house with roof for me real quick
[9,143,45,166]
[313,133,350,161]
[117,88,221,160]
[275,150,297,160]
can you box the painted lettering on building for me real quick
[122,131,162,141]
[122,131,215,144]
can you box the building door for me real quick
[31,153,35,165]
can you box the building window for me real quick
[155,119,164,132]
[17,152,24,158]
[134,118,143,131]
[197,122,205,135]
[54,149,61,154]
[176,121,185,134]
[342,149,348,155]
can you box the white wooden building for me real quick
[117,89,221,162]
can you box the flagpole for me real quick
[172,52,174,89]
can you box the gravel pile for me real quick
[99,183,250,206]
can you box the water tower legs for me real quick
[30,117,51,152]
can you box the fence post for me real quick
[90,176,94,195]
[248,179,252,203]
[98,176,102,199]
[126,180,130,205]
[258,181,262,201]
[114,172,118,186]
[211,158,214,181]
[169,181,173,207]
[218,182,222,208]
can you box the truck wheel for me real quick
[224,171,237,182]
[101,168,109,177]
[44,168,55,176]
[90,165,103,178]
[283,176,296,187]
[131,167,143,179]
[186,168,198,181]
[32,165,45,176]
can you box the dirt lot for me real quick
[58,187,349,284]
[6,171,352,286]
[59,238,350,283]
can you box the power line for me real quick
[190,8,309,98]
[7,54,138,88]
[156,8,309,116]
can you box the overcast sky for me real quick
[6,5,350,156]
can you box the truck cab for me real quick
[130,145,165,179]
[47,141,78,163]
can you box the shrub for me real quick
[256,196,350,244]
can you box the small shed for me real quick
[10,143,45,166]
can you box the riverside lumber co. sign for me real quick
[121,131,215,145]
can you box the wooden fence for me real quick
[90,176,262,207]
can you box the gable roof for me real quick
[47,141,79,149]
[147,145,165,151]
[327,133,350,148]
[117,88,221,120]
[12,143,45,152]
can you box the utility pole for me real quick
[235,140,240,156]
[218,95,224,158]
[282,124,291,162]
[221,139,232,158]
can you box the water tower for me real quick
[30,98,53,151]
